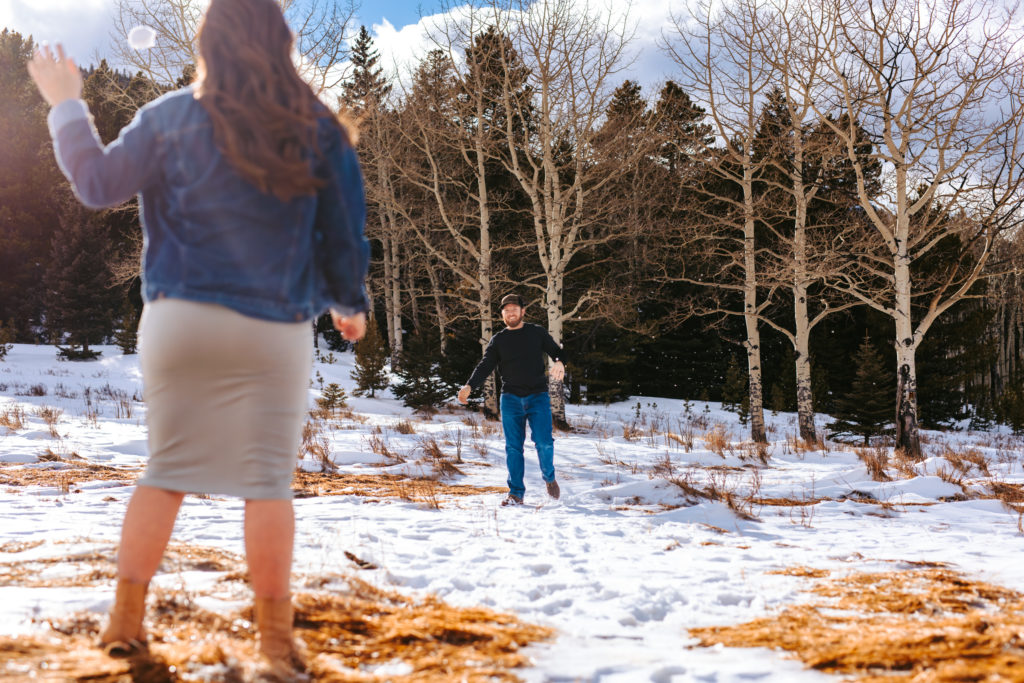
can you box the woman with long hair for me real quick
[28,0,368,676]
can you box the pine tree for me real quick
[317,383,348,415]
[351,316,390,398]
[769,381,787,414]
[392,330,456,411]
[721,355,747,412]
[344,26,391,114]
[0,29,62,337]
[827,334,894,444]
[0,320,13,360]
[114,296,140,355]
[45,199,116,359]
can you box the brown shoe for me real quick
[501,494,524,506]
[98,578,149,657]
[255,596,308,680]
[546,480,560,500]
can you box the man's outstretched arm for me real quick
[459,339,500,404]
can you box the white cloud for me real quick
[2,0,117,66]
[1,0,686,103]
[366,0,683,102]
[370,17,437,81]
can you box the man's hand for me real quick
[457,385,472,405]
[550,360,565,382]
[27,44,83,107]
[331,310,366,341]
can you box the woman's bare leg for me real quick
[244,499,294,598]
[117,485,185,582]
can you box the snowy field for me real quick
[2,343,1024,681]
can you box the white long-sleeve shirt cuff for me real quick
[47,99,90,137]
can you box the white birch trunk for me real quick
[380,231,398,367]
[389,237,403,368]
[893,207,921,456]
[426,264,446,356]
[742,172,767,443]
[791,165,816,442]
[546,266,567,428]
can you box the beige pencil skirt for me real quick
[136,298,312,499]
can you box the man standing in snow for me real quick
[458,294,566,506]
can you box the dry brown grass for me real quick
[988,481,1024,516]
[691,566,1024,681]
[666,469,759,520]
[366,433,406,463]
[766,566,830,578]
[703,424,732,457]
[0,464,501,507]
[938,444,992,478]
[0,540,45,554]
[0,404,25,432]
[0,547,552,682]
[854,446,891,482]
[0,461,138,489]
[291,471,503,505]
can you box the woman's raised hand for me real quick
[27,44,83,107]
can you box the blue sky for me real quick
[357,0,442,32]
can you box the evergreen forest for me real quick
[2,0,1024,455]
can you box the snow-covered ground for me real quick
[2,343,1024,682]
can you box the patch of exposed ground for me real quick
[0,464,504,506]
[0,543,552,682]
[0,461,139,490]
[291,471,506,505]
[691,565,1024,681]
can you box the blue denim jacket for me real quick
[48,87,369,323]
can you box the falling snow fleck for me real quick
[128,26,157,50]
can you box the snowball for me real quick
[128,26,157,50]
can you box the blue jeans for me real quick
[500,392,555,498]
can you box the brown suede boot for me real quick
[98,578,149,657]
[255,596,308,681]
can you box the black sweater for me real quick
[466,323,565,396]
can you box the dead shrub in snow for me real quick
[703,424,732,457]
[366,433,405,463]
[937,443,991,478]
[666,469,759,520]
[395,418,417,434]
[0,404,25,432]
[417,436,464,479]
[622,422,643,442]
[307,436,336,473]
[299,418,336,472]
[35,405,63,438]
[442,428,465,463]
[739,440,770,464]
[854,446,890,482]
[788,433,827,455]
[691,567,1024,681]
[988,480,1024,516]
[890,449,919,480]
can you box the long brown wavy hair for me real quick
[194,0,351,201]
